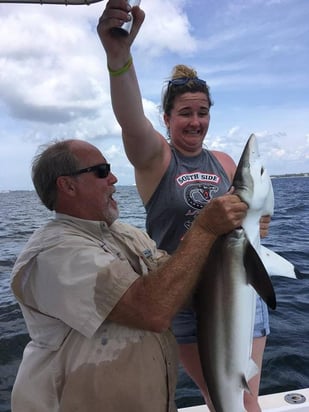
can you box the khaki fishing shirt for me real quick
[11,214,178,412]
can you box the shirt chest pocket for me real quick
[120,246,159,276]
[137,249,158,275]
[125,249,157,276]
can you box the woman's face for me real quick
[164,92,210,155]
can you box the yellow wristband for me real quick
[108,56,133,77]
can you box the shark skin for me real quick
[233,133,275,253]
[235,135,299,279]
[234,134,299,279]
[195,229,276,412]
[195,134,277,412]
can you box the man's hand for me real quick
[195,194,248,237]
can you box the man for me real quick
[11,139,247,412]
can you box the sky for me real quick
[0,0,308,190]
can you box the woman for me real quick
[97,2,270,410]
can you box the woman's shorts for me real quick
[172,295,270,344]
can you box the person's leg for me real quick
[244,336,267,412]
[178,342,212,405]
[178,337,267,411]
[244,295,270,411]
[174,297,269,411]
[172,308,212,405]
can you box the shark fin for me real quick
[260,245,301,279]
[243,240,277,310]
[242,358,259,394]
[241,375,251,394]
[247,358,259,381]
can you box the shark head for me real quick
[233,134,274,217]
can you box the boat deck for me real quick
[179,388,309,411]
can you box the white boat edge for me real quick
[178,387,309,411]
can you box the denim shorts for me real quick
[172,295,270,344]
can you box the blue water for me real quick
[0,178,308,411]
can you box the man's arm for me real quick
[108,194,247,332]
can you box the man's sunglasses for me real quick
[67,163,111,179]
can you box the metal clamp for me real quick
[284,392,306,404]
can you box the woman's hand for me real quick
[97,0,145,64]
[259,215,271,238]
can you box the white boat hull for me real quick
[179,388,309,412]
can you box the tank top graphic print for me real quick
[145,147,231,254]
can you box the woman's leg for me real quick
[178,342,212,405]
[244,336,267,412]
[244,295,270,411]
[179,337,266,411]
[174,299,269,410]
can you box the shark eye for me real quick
[261,166,265,176]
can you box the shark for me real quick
[195,134,297,412]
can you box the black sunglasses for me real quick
[67,163,111,179]
[168,77,206,88]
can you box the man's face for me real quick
[58,141,119,224]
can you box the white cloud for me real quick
[0,0,308,190]
[135,0,197,56]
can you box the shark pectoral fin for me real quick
[260,245,301,279]
[248,358,259,381]
[244,241,277,310]
[242,359,259,394]
[241,375,252,394]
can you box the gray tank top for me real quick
[145,146,231,254]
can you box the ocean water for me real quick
[0,178,308,411]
